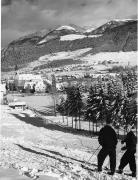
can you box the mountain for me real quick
[1,20,137,72]
[69,24,86,33]
[84,19,137,54]
[37,25,81,45]
[85,19,136,35]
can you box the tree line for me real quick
[56,69,137,134]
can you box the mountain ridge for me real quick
[1,19,137,72]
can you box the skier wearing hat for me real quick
[117,124,137,177]
[97,116,118,175]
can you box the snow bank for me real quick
[82,51,137,65]
[39,48,92,61]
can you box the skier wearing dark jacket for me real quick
[117,125,137,177]
[98,120,118,175]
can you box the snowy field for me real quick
[60,34,102,41]
[6,94,135,136]
[9,49,137,73]
[6,94,63,114]
[38,48,92,62]
[82,51,137,66]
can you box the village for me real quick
[1,63,118,96]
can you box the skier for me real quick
[97,117,118,175]
[117,125,137,177]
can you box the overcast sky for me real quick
[1,0,137,47]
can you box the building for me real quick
[9,101,26,110]
[14,73,44,92]
[35,81,46,93]
[24,81,35,90]
[15,73,42,82]
[56,83,64,91]
[0,83,7,104]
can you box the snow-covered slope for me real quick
[82,51,137,65]
[85,27,95,33]
[111,19,136,22]
[39,48,92,61]
[60,34,86,41]
[60,34,103,41]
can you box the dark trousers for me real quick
[98,148,116,173]
[119,150,136,173]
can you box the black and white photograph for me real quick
[0,0,138,179]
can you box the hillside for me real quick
[85,19,135,35]
[1,20,137,72]
[1,104,133,180]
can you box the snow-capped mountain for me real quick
[37,25,81,45]
[56,25,76,31]
[86,19,136,35]
[1,19,137,72]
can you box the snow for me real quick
[60,34,86,41]
[9,101,26,106]
[44,78,52,85]
[38,39,47,44]
[85,27,95,33]
[88,34,102,38]
[0,83,6,94]
[112,19,136,22]
[39,48,92,61]
[60,34,102,41]
[56,25,76,31]
[82,51,137,65]
[38,31,103,44]
[1,105,136,180]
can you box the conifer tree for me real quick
[56,97,66,122]
[85,86,97,132]
[65,86,83,129]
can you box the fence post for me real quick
[93,121,94,133]
[72,116,73,128]
[89,119,90,132]
[96,120,98,133]
[66,116,68,126]
[79,114,81,130]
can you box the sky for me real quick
[1,0,137,47]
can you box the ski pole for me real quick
[81,145,101,168]
[87,145,101,163]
